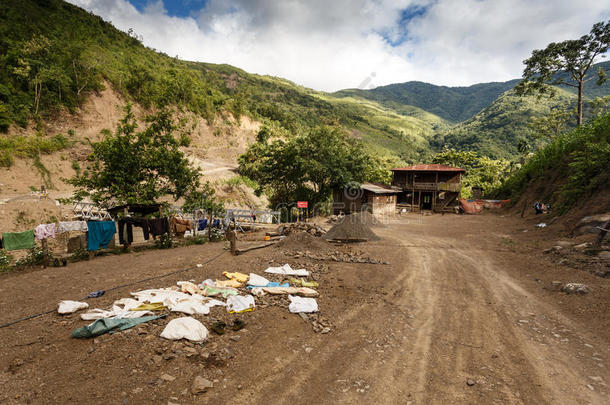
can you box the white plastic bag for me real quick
[58,300,89,314]
[248,273,270,286]
[264,264,309,277]
[171,298,211,315]
[226,295,256,313]
[288,295,318,313]
[160,317,208,342]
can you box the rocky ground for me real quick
[0,212,608,404]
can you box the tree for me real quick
[528,106,573,139]
[432,148,510,197]
[238,125,383,208]
[515,21,610,126]
[65,105,200,207]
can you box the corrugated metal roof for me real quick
[360,182,401,194]
[391,164,466,172]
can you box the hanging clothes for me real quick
[57,221,88,233]
[118,217,150,245]
[148,217,169,238]
[171,217,193,236]
[197,219,208,231]
[2,230,35,251]
[87,221,116,251]
[34,223,56,240]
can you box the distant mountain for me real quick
[334,80,520,123]
[334,60,610,124]
[431,88,577,159]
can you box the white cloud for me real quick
[67,0,610,91]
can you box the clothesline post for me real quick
[208,212,213,242]
[41,238,49,268]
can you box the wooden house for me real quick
[332,182,399,216]
[391,164,465,212]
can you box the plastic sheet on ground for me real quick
[459,198,484,214]
[250,286,319,297]
[288,295,319,313]
[264,264,309,277]
[58,300,89,314]
[247,273,270,286]
[222,271,249,283]
[226,295,256,313]
[72,315,163,338]
[160,317,209,342]
[215,279,243,288]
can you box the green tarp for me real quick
[2,230,35,251]
[72,315,164,339]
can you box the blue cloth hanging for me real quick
[87,221,117,251]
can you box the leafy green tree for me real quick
[432,148,510,197]
[65,105,200,207]
[515,21,610,125]
[528,106,573,139]
[239,125,383,207]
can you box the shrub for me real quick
[154,233,174,249]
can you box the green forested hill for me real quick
[334,80,520,123]
[0,0,443,163]
[431,89,577,159]
[1,0,608,167]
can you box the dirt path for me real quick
[0,214,608,404]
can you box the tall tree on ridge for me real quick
[515,21,610,126]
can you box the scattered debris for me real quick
[561,283,591,295]
[278,223,326,237]
[58,300,89,314]
[466,379,476,386]
[285,249,388,265]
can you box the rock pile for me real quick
[284,249,389,265]
[278,223,326,237]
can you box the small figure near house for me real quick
[534,201,551,215]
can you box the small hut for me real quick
[332,182,399,216]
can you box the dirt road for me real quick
[1,213,608,404]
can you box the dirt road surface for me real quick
[1,213,608,404]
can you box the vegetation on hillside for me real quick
[334,80,520,123]
[0,0,434,164]
[64,105,200,207]
[431,149,511,198]
[494,112,610,213]
[431,89,577,159]
[515,21,610,125]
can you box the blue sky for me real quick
[70,0,610,92]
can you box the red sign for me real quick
[297,201,308,208]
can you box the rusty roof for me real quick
[391,164,466,173]
[360,182,401,194]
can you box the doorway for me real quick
[422,192,433,210]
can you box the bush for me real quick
[15,245,52,267]
[154,233,174,249]
[0,250,12,272]
[494,113,610,213]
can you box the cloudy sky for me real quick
[68,0,610,92]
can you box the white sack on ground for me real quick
[264,264,309,277]
[226,295,256,313]
[288,295,319,313]
[160,317,208,342]
[248,273,270,286]
[58,300,89,314]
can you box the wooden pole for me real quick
[41,239,49,268]
[122,207,130,252]
[208,212,213,242]
[520,200,528,218]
